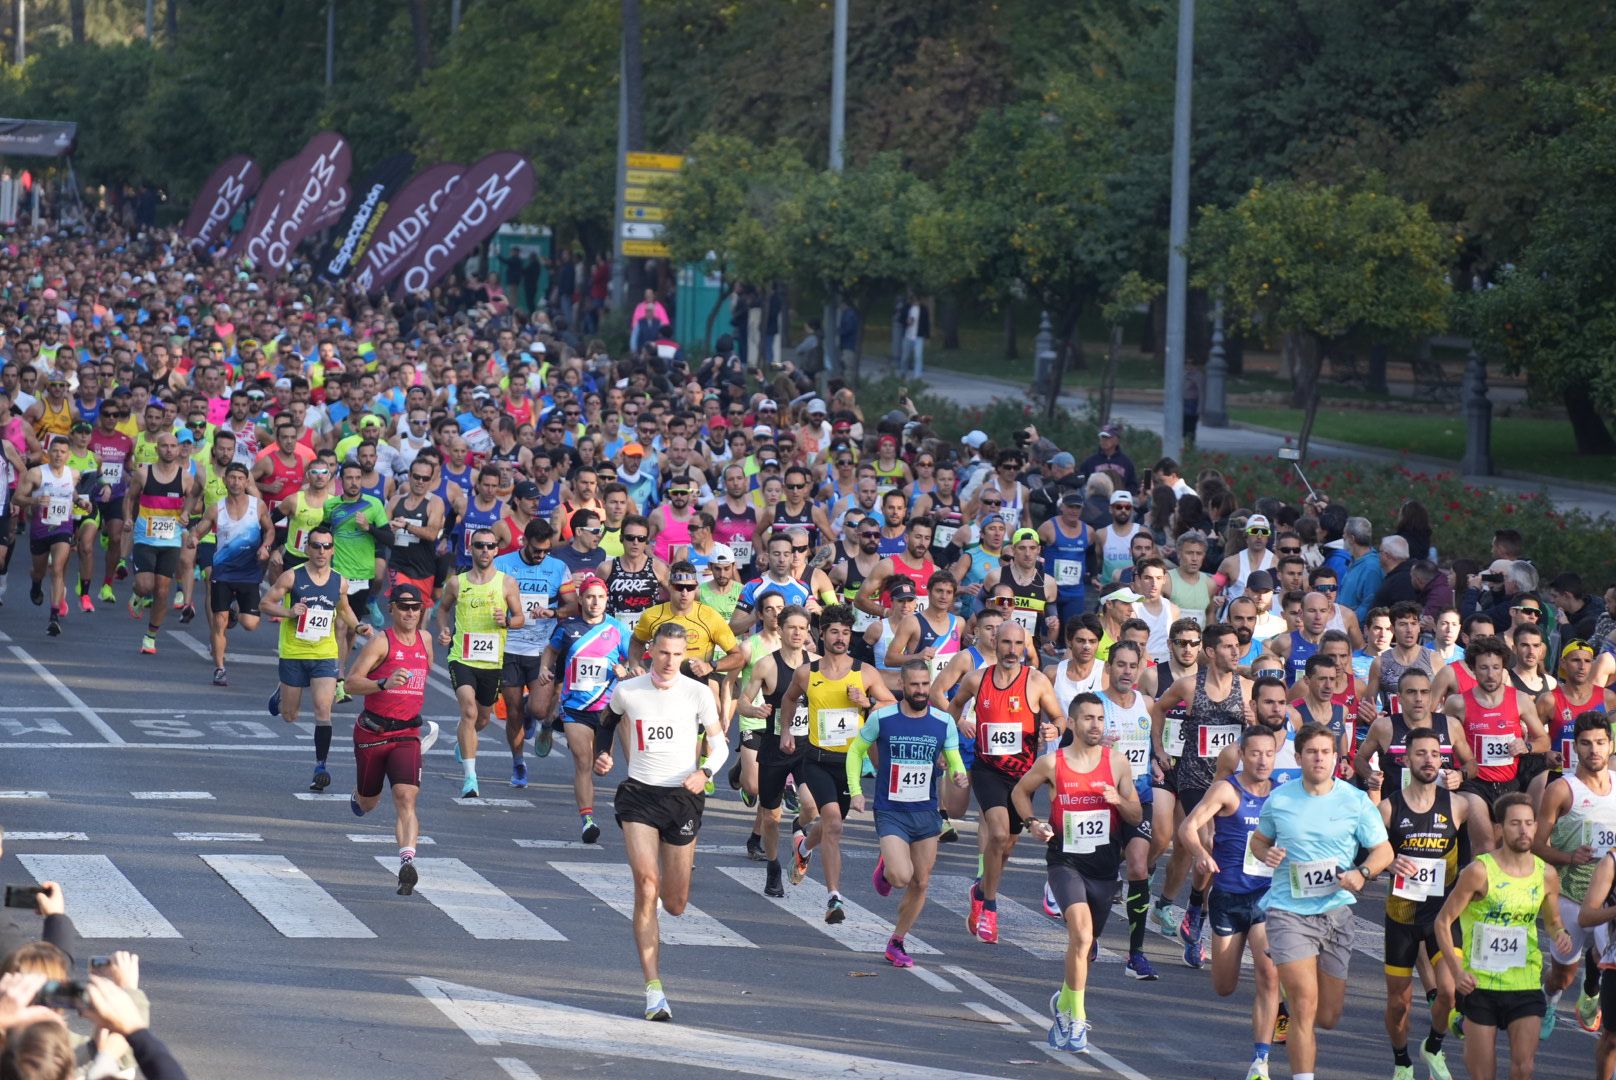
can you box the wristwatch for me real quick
[700,766,714,779]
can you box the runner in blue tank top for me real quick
[1176,724,1282,1080]
[1039,493,1094,637]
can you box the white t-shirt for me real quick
[610,673,720,787]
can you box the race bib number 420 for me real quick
[296,607,334,642]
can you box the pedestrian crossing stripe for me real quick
[374,857,565,940]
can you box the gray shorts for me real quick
[1264,905,1354,981]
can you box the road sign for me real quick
[624,186,651,203]
[625,152,684,172]
[626,170,676,187]
[621,222,665,241]
[624,206,665,223]
[622,239,671,257]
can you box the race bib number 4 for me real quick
[979,722,1023,757]
[1288,858,1339,898]
[1476,734,1516,767]
[461,632,502,664]
[296,607,334,642]
[1062,809,1111,854]
[1471,923,1528,974]
[816,707,860,748]
[1199,724,1240,758]
[1392,856,1446,901]
[888,761,934,803]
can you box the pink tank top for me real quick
[654,507,694,564]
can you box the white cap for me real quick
[709,543,735,564]
[759,398,778,411]
[752,424,773,438]
[1109,490,1134,506]
[961,429,988,450]
[807,398,827,415]
[1245,514,1271,532]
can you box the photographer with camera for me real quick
[0,830,79,968]
[0,964,188,1079]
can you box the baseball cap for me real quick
[1050,451,1075,469]
[961,429,988,450]
[577,573,608,594]
[358,414,384,429]
[832,418,852,431]
[1102,584,1143,604]
[807,398,827,415]
[752,424,773,438]
[888,580,917,600]
[708,416,728,429]
[1060,491,1085,508]
[667,480,693,493]
[761,455,780,467]
[1012,527,1041,545]
[1109,490,1134,507]
[1245,514,1271,533]
[758,398,778,411]
[387,583,425,606]
[709,543,735,564]
[1099,424,1121,439]
[274,377,292,390]
[175,428,196,445]
[622,442,645,456]
[1246,569,1276,592]
[512,480,541,500]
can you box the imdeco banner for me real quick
[180,155,261,248]
[392,151,535,296]
[232,131,350,270]
[349,162,465,294]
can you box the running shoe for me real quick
[727,760,743,790]
[1048,1013,1074,1052]
[56,598,68,617]
[1540,1003,1557,1041]
[1043,883,1062,920]
[789,837,812,885]
[745,834,764,861]
[420,722,440,754]
[644,988,671,1022]
[127,594,143,619]
[534,722,553,758]
[267,685,282,717]
[938,814,958,843]
[1245,1056,1270,1080]
[1392,1066,1413,1080]
[764,863,784,897]
[29,580,42,606]
[98,584,115,604]
[1179,907,1204,947]
[78,594,94,613]
[884,938,913,968]
[581,816,601,844]
[966,883,984,936]
[740,789,757,808]
[178,602,195,625]
[977,908,998,944]
[510,760,528,788]
[1124,951,1159,981]
[139,633,156,655]
[1449,1009,1464,1041]
[1420,1045,1452,1080]
[1152,902,1186,939]
[310,764,332,792]
[872,856,892,898]
[1274,1000,1289,1043]
[397,860,418,896]
[1182,931,1206,969]
[174,589,185,608]
[1577,990,1602,1032]
[1067,1019,1090,1053]
[825,896,846,924]
[350,796,366,817]
[460,776,480,800]
[46,617,61,637]
[114,559,128,581]
[493,696,507,721]
[782,785,800,815]
[523,712,539,742]
[213,667,228,687]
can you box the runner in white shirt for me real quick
[594,621,728,1022]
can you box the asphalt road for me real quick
[0,565,1596,1080]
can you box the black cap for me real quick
[388,583,425,605]
[512,480,541,500]
[889,581,917,600]
[1060,491,1085,507]
[1246,569,1276,592]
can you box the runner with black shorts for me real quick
[188,462,272,686]
[743,606,816,896]
[1445,636,1545,815]
[593,621,727,1022]
[950,619,1064,944]
[1014,691,1142,1056]
[1100,641,1166,978]
[125,432,197,654]
[344,583,442,895]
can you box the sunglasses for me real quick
[1277,546,1302,555]
[1248,528,1271,536]
[1316,583,1338,593]
[306,541,333,551]
[577,526,604,535]
[410,473,433,482]
[858,531,880,539]
[981,500,1003,508]
[672,583,698,592]
[1172,638,1202,648]
[1516,608,1543,618]
[623,533,649,543]
[392,602,423,612]
[785,482,806,490]
[470,541,498,551]
[309,468,331,476]
[792,545,809,553]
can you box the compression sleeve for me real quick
[845,734,874,794]
[944,747,966,776]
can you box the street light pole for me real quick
[1161,0,1195,460]
[325,1,335,87]
[821,0,847,383]
[609,49,629,317]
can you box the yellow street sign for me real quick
[624,186,652,203]
[622,239,671,257]
[626,169,679,188]
[624,205,666,222]
[625,152,684,172]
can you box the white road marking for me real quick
[412,976,1015,1079]
[942,965,1150,1080]
[5,831,87,841]
[6,645,125,745]
[549,861,755,948]
[962,1000,1026,1032]
[132,791,215,800]
[716,866,937,955]
[929,873,1122,964]
[175,832,263,842]
[202,854,375,939]
[294,793,352,801]
[906,966,957,993]
[16,855,180,939]
[348,834,435,844]
[494,1060,541,1080]
[172,630,277,665]
[513,839,604,851]
[454,798,533,808]
[0,791,48,799]
[376,857,566,940]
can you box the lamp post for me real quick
[1203,299,1228,427]
[1160,0,1196,459]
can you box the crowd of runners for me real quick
[4,221,1616,1080]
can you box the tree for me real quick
[1192,179,1453,460]
[1097,271,1162,427]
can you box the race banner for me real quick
[231,131,348,266]
[258,133,353,279]
[180,154,261,249]
[349,162,465,295]
[392,151,535,296]
[321,151,415,282]
[305,184,351,234]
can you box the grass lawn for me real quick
[1231,405,1616,487]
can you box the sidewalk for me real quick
[915,367,1616,519]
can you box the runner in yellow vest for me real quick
[437,524,524,799]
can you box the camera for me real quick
[1481,572,1505,585]
[33,980,87,1010]
[3,884,43,909]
